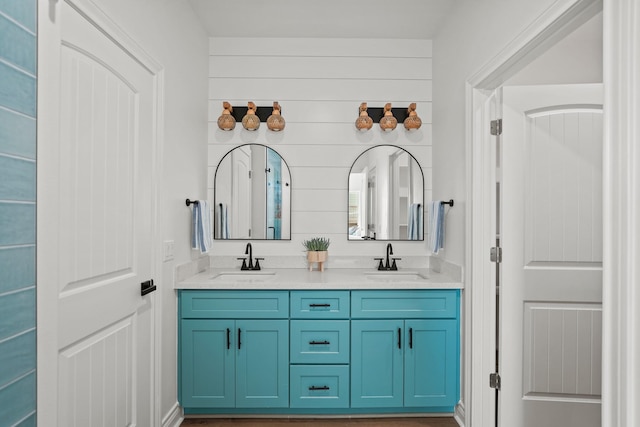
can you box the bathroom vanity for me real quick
[176,268,462,416]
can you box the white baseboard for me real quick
[162,402,183,427]
[454,401,465,427]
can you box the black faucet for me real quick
[239,243,262,270]
[375,243,400,271]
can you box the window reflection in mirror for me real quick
[214,144,291,240]
[348,145,424,241]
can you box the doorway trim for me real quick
[465,1,603,426]
[600,1,640,426]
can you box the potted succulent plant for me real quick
[302,237,330,271]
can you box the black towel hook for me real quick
[441,199,454,207]
[185,199,199,207]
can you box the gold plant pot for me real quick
[307,251,328,271]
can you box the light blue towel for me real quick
[428,201,445,253]
[191,200,213,253]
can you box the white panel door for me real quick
[46,1,158,425]
[500,84,603,427]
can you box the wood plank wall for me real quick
[207,37,433,257]
[0,1,37,424]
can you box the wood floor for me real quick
[181,417,459,427]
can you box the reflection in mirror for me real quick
[214,144,291,240]
[348,145,424,241]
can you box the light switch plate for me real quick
[163,240,175,262]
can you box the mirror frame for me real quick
[348,144,425,241]
[213,143,292,240]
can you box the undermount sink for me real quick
[364,271,429,282]
[210,271,276,283]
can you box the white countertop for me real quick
[175,267,463,290]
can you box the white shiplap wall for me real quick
[207,37,433,258]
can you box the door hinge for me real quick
[490,373,501,390]
[490,119,502,136]
[490,246,502,263]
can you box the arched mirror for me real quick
[348,145,424,241]
[214,144,291,239]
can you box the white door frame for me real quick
[37,0,165,423]
[465,0,604,426]
[600,1,640,426]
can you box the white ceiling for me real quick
[187,0,459,39]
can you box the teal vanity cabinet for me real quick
[350,290,459,410]
[178,288,460,415]
[179,291,289,410]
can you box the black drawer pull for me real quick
[309,303,331,308]
[398,328,402,349]
[309,340,330,345]
[309,385,330,391]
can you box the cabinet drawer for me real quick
[351,290,458,319]
[290,291,350,319]
[290,365,349,408]
[180,290,289,319]
[290,320,349,364]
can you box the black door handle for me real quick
[238,328,242,350]
[226,328,231,350]
[398,328,402,349]
[409,328,413,349]
[141,279,156,296]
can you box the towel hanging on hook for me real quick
[428,201,446,254]
[188,199,212,253]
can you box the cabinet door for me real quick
[181,319,235,408]
[404,319,458,408]
[236,319,289,408]
[351,319,404,408]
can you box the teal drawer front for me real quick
[290,320,349,364]
[290,291,350,319]
[351,290,458,319]
[181,291,289,319]
[290,365,350,408]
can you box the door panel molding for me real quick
[58,315,135,426]
[523,302,602,400]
